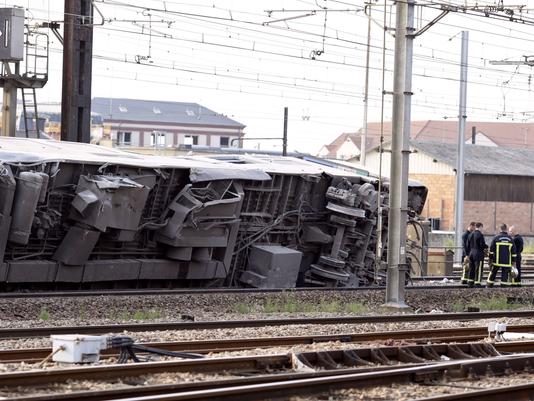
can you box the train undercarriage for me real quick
[0,138,427,290]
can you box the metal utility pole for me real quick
[283,107,288,156]
[1,79,17,137]
[360,4,372,166]
[454,31,469,264]
[385,0,413,309]
[61,0,94,143]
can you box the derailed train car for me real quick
[0,138,427,290]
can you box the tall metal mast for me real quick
[61,0,94,143]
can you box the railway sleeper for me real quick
[296,342,508,370]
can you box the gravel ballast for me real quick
[0,286,533,328]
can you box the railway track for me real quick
[112,354,534,401]
[2,310,534,339]
[0,283,532,298]
[3,324,534,363]
[413,383,534,401]
[4,342,534,401]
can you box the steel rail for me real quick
[2,310,534,338]
[413,382,534,401]
[2,326,534,364]
[75,354,534,401]
[2,342,533,400]
[0,284,532,298]
[0,342,534,387]
[0,364,427,401]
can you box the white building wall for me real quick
[317,145,330,157]
[362,147,454,177]
[337,140,360,160]
[130,131,140,147]
[197,134,207,146]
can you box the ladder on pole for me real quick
[21,87,39,138]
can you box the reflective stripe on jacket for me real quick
[490,232,517,267]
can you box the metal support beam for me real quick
[454,31,469,264]
[360,4,372,166]
[385,0,413,309]
[1,75,17,137]
[283,107,288,156]
[61,0,94,143]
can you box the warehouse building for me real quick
[359,140,534,235]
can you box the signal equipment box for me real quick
[0,8,24,61]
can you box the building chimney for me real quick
[471,126,476,144]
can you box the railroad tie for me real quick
[397,347,428,364]
[469,343,500,358]
[315,351,339,370]
[341,349,373,367]
[421,345,441,361]
[369,348,392,365]
[446,344,476,359]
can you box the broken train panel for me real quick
[0,138,427,289]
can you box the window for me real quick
[118,105,128,113]
[220,136,229,147]
[186,109,195,117]
[185,135,198,145]
[150,132,166,147]
[117,131,131,146]
[152,106,162,114]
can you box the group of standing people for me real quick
[461,222,523,287]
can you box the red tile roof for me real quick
[322,120,534,157]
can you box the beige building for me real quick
[91,97,245,149]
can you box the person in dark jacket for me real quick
[466,222,488,287]
[487,223,516,287]
[509,225,523,286]
[461,222,476,285]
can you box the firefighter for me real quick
[461,222,476,285]
[466,222,488,288]
[487,223,516,287]
[509,225,523,287]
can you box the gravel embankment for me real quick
[1,359,533,399]
[0,371,233,398]
[0,317,532,350]
[0,286,533,328]
[291,372,534,400]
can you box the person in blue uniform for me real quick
[487,223,516,287]
[509,225,523,287]
[461,222,476,285]
[466,222,488,288]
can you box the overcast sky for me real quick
[9,0,534,153]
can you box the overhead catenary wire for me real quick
[13,0,534,136]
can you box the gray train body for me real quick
[0,138,427,289]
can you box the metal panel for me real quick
[0,8,24,61]
[138,259,179,280]
[83,259,141,282]
[240,245,302,288]
[464,174,534,203]
[55,264,84,283]
[7,261,57,282]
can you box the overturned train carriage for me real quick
[0,138,427,289]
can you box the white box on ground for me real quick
[51,335,107,363]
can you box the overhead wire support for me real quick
[384,0,413,310]
[454,31,469,265]
[489,55,534,66]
